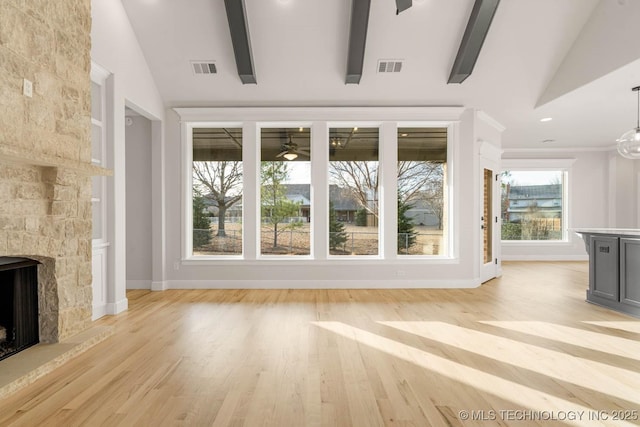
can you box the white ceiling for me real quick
[120,0,640,149]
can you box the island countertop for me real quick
[573,228,640,238]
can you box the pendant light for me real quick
[617,86,640,159]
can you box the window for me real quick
[260,127,311,256]
[328,127,379,255]
[501,170,566,241]
[192,127,243,255]
[397,127,447,255]
[179,109,459,262]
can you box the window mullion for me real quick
[243,122,258,260]
[312,122,329,259]
[381,122,398,259]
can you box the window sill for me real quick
[180,256,458,267]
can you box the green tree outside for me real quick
[355,208,368,226]
[193,194,212,248]
[260,162,302,248]
[397,197,417,253]
[329,201,348,251]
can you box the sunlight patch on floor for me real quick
[380,321,640,405]
[582,321,640,334]
[312,321,624,427]
[479,321,640,360]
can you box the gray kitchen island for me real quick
[574,229,640,317]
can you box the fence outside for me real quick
[194,228,443,256]
[501,217,562,240]
[193,229,242,255]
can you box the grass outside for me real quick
[194,222,444,256]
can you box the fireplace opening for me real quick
[0,257,40,361]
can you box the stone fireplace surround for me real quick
[0,155,111,397]
[0,161,94,343]
[0,0,116,397]
[0,0,102,345]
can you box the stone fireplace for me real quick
[0,257,40,360]
[0,1,101,347]
[0,164,95,344]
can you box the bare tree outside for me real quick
[398,161,445,229]
[397,128,448,255]
[329,161,379,218]
[329,160,444,225]
[397,161,441,202]
[193,161,242,237]
[328,127,379,255]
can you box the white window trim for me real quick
[501,158,576,244]
[177,107,464,262]
[326,121,384,258]
[182,121,245,259]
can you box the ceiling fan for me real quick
[275,135,310,160]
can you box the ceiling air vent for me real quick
[191,61,217,75]
[377,60,403,73]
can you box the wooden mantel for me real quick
[0,144,112,176]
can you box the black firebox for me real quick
[0,257,39,361]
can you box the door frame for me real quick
[480,142,501,283]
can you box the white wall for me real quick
[91,0,165,119]
[126,116,153,288]
[608,153,637,228]
[501,150,610,260]
[91,0,166,306]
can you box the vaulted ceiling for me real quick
[120,0,640,150]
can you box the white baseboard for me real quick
[151,281,167,291]
[106,298,128,315]
[127,280,151,289]
[91,304,107,320]
[164,278,482,290]
[501,255,588,261]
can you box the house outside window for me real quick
[501,169,567,241]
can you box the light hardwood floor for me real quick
[1,262,640,426]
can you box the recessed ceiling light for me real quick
[541,139,556,143]
[540,117,553,122]
[353,127,358,131]
[401,133,408,137]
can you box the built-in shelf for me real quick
[0,143,112,176]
